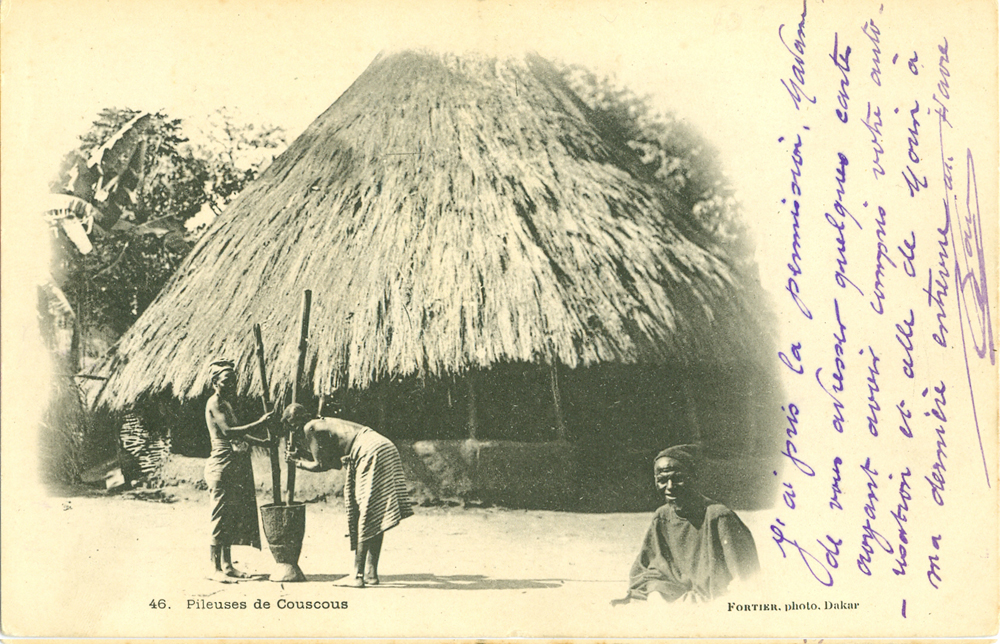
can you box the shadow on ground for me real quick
[372,573,563,590]
[302,573,350,583]
[262,573,563,590]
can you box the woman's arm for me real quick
[240,409,277,445]
[209,399,275,439]
[227,411,275,436]
[286,430,334,472]
[242,429,273,446]
[293,456,326,472]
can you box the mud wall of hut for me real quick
[121,357,782,511]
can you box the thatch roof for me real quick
[96,49,754,409]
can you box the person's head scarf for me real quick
[209,360,236,386]
[655,444,700,473]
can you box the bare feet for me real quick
[349,574,365,588]
[364,573,379,586]
[209,569,237,583]
[222,565,251,579]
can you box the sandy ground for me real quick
[3,488,793,639]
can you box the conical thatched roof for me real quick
[96,50,753,408]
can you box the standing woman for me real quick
[204,360,274,579]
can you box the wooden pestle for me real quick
[287,289,311,505]
[253,323,282,505]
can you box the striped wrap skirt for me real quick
[344,428,413,550]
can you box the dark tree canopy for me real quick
[193,107,288,221]
[47,108,286,361]
[557,64,750,266]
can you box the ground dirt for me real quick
[4,484,781,638]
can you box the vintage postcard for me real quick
[2,0,997,639]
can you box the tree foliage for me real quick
[192,107,287,221]
[48,108,285,362]
[558,65,750,264]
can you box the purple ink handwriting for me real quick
[830,33,853,123]
[862,346,881,436]
[830,457,844,510]
[951,149,995,487]
[770,517,841,586]
[890,468,912,575]
[922,383,948,506]
[826,153,864,294]
[871,205,896,314]
[780,0,817,110]
[782,402,816,477]
[898,231,916,277]
[926,535,943,589]
[782,130,813,319]
[861,102,886,178]
[857,457,894,575]
[862,19,881,86]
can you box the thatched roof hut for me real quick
[99,49,758,395]
[94,51,780,501]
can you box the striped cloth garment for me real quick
[343,428,413,550]
[120,413,171,479]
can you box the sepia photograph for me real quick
[2,0,997,639]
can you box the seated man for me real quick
[620,444,759,603]
[282,404,413,587]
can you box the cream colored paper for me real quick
[2,0,997,638]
